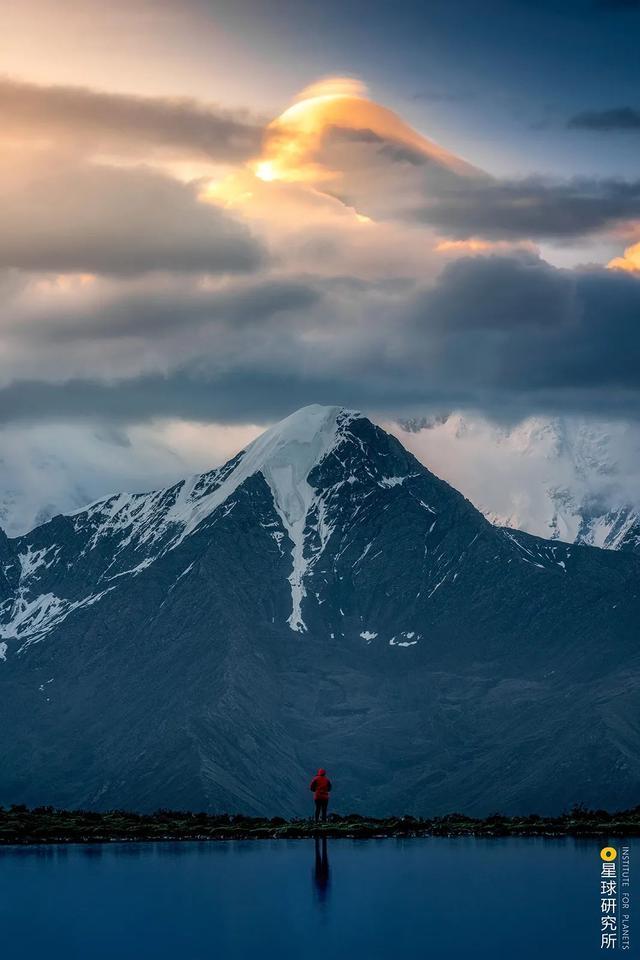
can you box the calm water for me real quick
[0,836,627,959]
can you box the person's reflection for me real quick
[312,836,331,904]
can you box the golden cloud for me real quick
[608,240,640,273]
[250,75,477,188]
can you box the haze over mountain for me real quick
[1,406,638,817]
[394,414,640,556]
[0,422,261,538]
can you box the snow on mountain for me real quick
[392,413,640,555]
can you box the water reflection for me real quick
[0,837,610,959]
[79,844,103,860]
[312,836,330,904]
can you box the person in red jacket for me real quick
[310,768,332,822]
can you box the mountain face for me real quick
[1,405,639,817]
[394,414,640,556]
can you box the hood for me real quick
[317,768,326,776]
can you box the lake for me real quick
[0,836,625,958]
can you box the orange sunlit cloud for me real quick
[34,273,96,293]
[249,75,478,187]
[607,240,640,273]
[435,238,538,255]
[197,77,538,283]
[204,75,482,233]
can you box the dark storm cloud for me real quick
[568,107,640,131]
[0,163,264,275]
[0,375,337,427]
[0,368,468,429]
[0,77,264,162]
[4,255,640,424]
[405,255,640,400]
[416,255,574,331]
[412,174,640,240]
[19,279,320,342]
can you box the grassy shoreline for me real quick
[1,804,639,844]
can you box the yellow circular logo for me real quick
[601,847,617,861]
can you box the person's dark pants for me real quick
[314,798,329,822]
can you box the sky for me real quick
[2,0,640,531]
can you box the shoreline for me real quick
[2,806,639,844]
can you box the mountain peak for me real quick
[246,404,359,478]
[244,402,358,476]
[171,404,361,546]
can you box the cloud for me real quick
[404,255,640,404]
[249,84,640,242]
[608,239,640,271]
[0,77,267,278]
[568,107,640,131]
[2,77,640,439]
[6,75,634,289]
[318,132,640,240]
[408,174,640,240]
[391,412,640,537]
[0,162,265,275]
[0,272,326,390]
[16,277,320,343]
[0,76,263,163]
[2,254,640,424]
[413,254,574,331]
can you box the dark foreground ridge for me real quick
[2,805,639,844]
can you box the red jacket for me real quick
[310,769,332,800]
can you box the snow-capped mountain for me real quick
[393,414,640,555]
[1,406,639,816]
[3,413,639,560]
